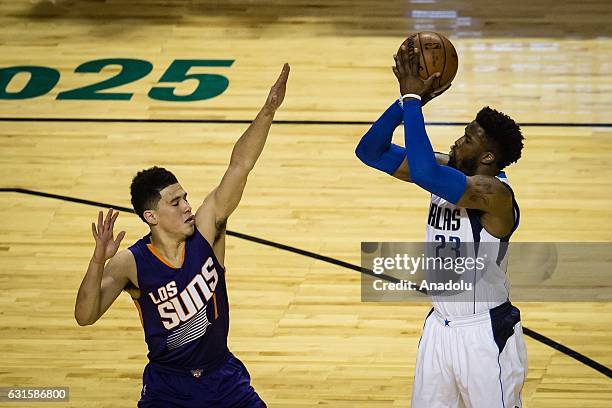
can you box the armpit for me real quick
[123,281,140,299]
[214,218,227,243]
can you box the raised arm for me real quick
[196,64,290,244]
[355,101,406,175]
[75,209,135,326]
[394,45,514,235]
[392,153,450,182]
[355,85,451,182]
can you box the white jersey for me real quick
[424,172,520,317]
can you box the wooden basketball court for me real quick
[1,0,611,406]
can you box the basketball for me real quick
[400,31,458,92]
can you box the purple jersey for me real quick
[128,228,229,371]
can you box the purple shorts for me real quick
[138,353,266,408]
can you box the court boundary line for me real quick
[0,117,611,127]
[1,186,611,379]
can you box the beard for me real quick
[449,155,478,175]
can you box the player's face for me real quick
[448,121,488,176]
[155,183,195,236]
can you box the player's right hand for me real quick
[393,46,439,99]
[262,63,290,115]
[91,208,126,264]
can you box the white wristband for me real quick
[401,93,421,101]
[397,93,422,107]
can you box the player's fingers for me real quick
[110,210,119,230]
[274,63,290,87]
[97,210,103,232]
[430,83,452,99]
[399,44,409,68]
[393,54,403,75]
[100,210,110,235]
[397,53,408,76]
[424,72,441,90]
[114,230,126,246]
[402,45,411,73]
[411,48,421,76]
[437,82,452,94]
[425,72,440,82]
[92,222,98,239]
[103,208,113,232]
[392,66,400,80]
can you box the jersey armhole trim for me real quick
[132,298,145,328]
[123,246,141,296]
[498,182,520,239]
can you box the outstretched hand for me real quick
[393,45,440,101]
[263,63,290,115]
[91,208,126,264]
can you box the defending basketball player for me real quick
[355,44,527,407]
[74,63,290,407]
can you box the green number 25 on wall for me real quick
[0,59,234,102]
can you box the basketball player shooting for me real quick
[74,63,290,407]
[355,44,527,407]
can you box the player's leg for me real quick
[411,312,463,408]
[457,304,527,408]
[495,321,528,407]
[137,363,194,408]
[220,354,266,407]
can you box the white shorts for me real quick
[411,302,527,408]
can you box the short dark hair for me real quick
[130,167,178,222]
[475,107,524,169]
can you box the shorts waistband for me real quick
[432,309,490,327]
[149,350,231,378]
[432,301,512,328]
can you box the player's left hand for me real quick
[263,63,290,115]
[422,82,452,106]
[393,45,439,100]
